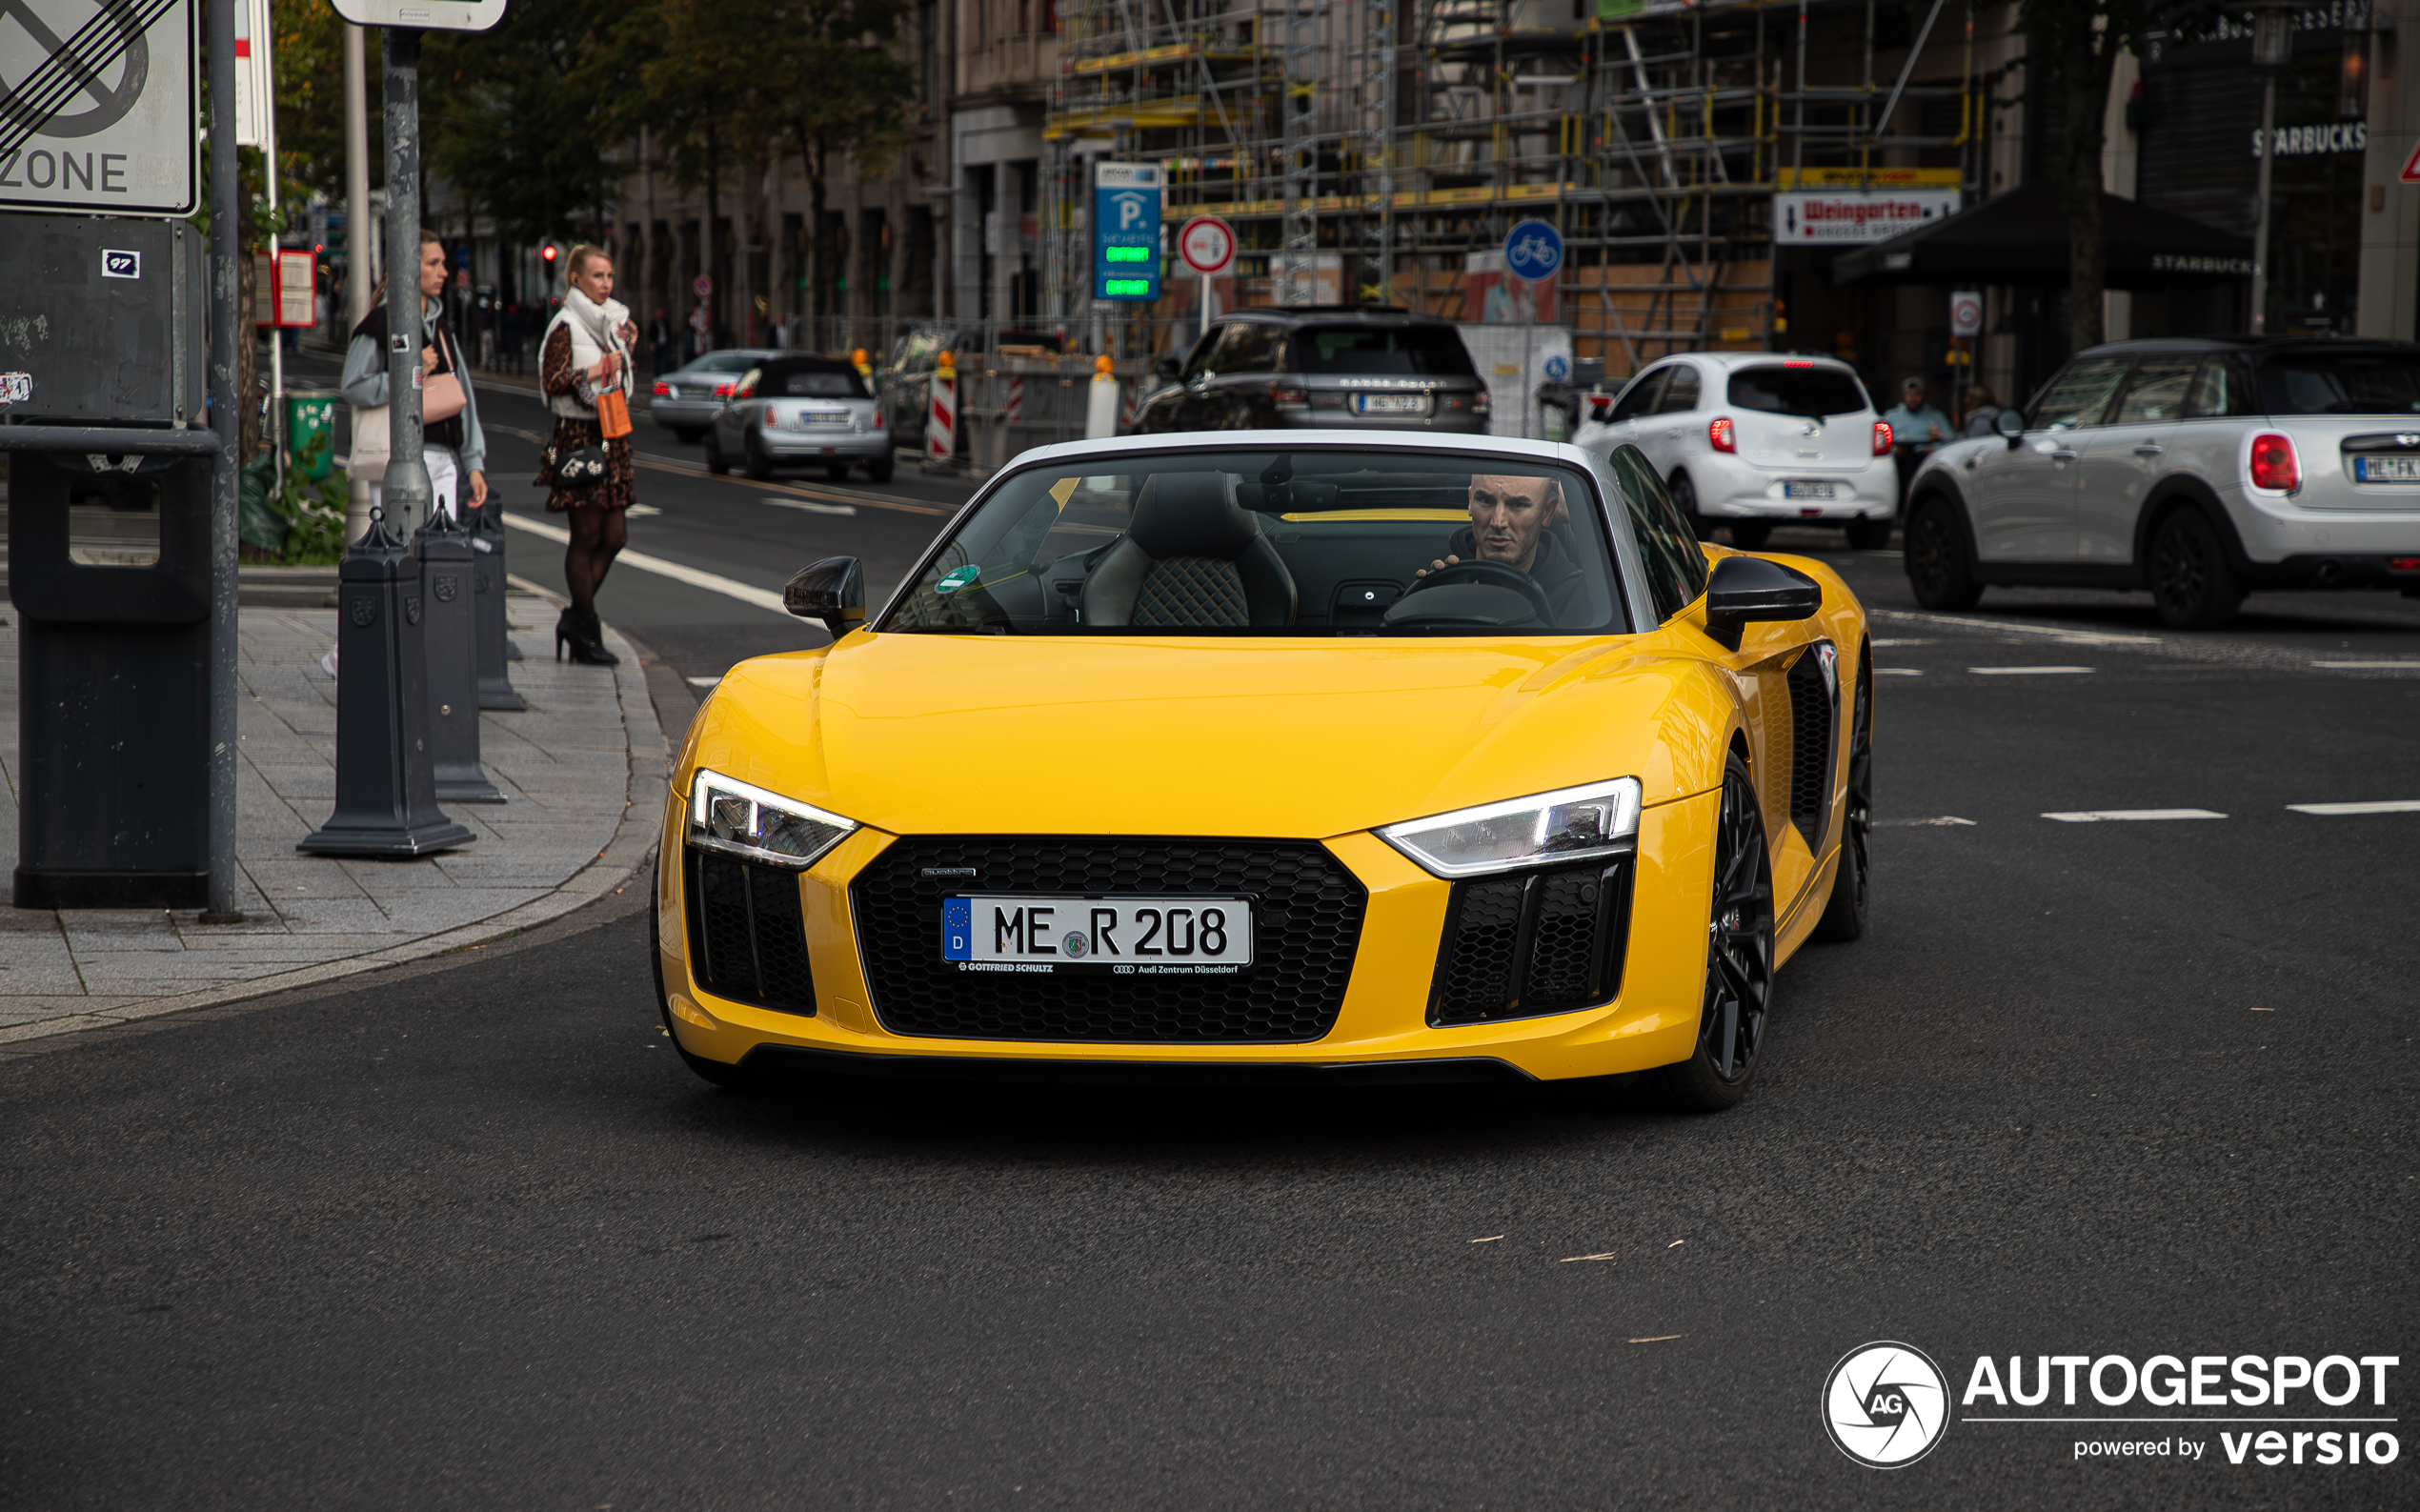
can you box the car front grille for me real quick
[684,850,817,1015]
[1428,858,1633,1027]
[1786,648,1835,853]
[850,837,1367,1042]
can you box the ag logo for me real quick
[1822,1341,1949,1467]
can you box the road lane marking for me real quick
[500,513,794,618]
[2287,799,2420,816]
[686,675,722,689]
[768,499,857,515]
[485,422,947,516]
[1970,665,2094,675]
[1874,608,2162,645]
[2042,809,2227,822]
[1875,816,1976,827]
[1876,667,1924,675]
[1871,638,1934,646]
[2310,660,2420,670]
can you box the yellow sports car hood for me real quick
[685,631,1733,840]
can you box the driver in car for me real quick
[1416,473,1587,619]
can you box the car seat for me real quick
[1080,472,1300,628]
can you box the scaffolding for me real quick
[1039,0,1986,374]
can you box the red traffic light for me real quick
[540,243,559,263]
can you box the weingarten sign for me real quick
[1775,190,1960,245]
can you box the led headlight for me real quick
[687,769,858,870]
[1379,776,1643,879]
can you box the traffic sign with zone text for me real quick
[0,0,197,217]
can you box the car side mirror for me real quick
[1156,356,1183,380]
[784,555,866,641]
[1995,407,2025,448]
[1702,554,1823,652]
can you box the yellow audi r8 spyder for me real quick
[651,432,1871,1110]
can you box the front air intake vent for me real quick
[1428,858,1633,1026]
[1785,647,1836,854]
[684,850,817,1015]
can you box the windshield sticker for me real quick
[935,565,982,595]
[1048,476,1080,512]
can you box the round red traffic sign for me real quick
[694,274,713,298]
[1178,215,1236,276]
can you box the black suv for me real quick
[1133,308,1490,434]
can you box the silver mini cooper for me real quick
[705,356,894,483]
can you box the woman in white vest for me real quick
[532,244,638,665]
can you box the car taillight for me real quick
[2392,555,2420,572]
[2249,433,2299,491]
[713,381,736,398]
[1709,415,1736,453]
[1873,420,1893,455]
[1270,387,1308,407]
[1586,394,1613,421]
[653,379,671,397]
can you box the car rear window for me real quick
[1290,326,1477,376]
[1726,365,1868,418]
[692,353,761,373]
[2257,352,2420,414]
[764,365,870,398]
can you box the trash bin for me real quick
[286,389,339,481]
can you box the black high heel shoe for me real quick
[555,608,578,662]
[565,608,619,666]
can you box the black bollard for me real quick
[471,500,526,710]
[298,511,476,857]
[417,514,506,804]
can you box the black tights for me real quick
[563,507,628,620]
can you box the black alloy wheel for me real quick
[826,461,851,482]
[743,433,774,481]
[1669,471,1712,541]
[1812,649,1872,943]
[704,430,732,476]
[868,455,896,484]
[1727,519,1773,551]
[673,427,703,444]
[1639,751,1775,1112]
[2148,509,2246,629]
[1905,496,1983,610]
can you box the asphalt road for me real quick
[4,398,2416,1508]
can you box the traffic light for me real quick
[540,242,560,270]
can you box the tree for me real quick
[760,0,916,339]
[2016,0,2162,355]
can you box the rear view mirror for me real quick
[1995,407,2025,447]
[1156,356,1183,381]
[1702,554,1823,651]
[784,555,865,641]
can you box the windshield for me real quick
[2258,352,2420,415]
[1727,365,1870,418]
[1290,326,1478,377]
[879,449,1627,636]
[687,353,762,373]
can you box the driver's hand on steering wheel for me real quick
[1415,554,1462,579]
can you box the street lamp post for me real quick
[2247,1,2299,336]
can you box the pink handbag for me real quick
[421,332,466,422]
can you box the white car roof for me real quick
[1004,427,1603,473]
[1640,352,1862,374]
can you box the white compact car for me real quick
[1574,353,1898,549]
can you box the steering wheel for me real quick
[1399,557,1556,623]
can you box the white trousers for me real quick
[365,446,460,534]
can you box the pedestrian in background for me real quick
[650,308,674,376]
[1884,376,1953,455]
[688,301,713,358]
[1961,384,2002,437]
[533,245,638,666]
[340,226,488,532]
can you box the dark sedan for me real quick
[1134,310,1489,434]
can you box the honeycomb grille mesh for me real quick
[685,850,817,1015]
[1429,859,1631,1026]
[1786,649,1835,852]
[851,837,1367,1042]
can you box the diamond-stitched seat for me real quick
[1081,472,1298,629]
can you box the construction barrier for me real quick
[926,351,957,467]
[1085,355,1119,440]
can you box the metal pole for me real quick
[2250,76,2277,335]
[382,30,432,539]
[344,22,373,544]
[203,0,246,923]
[264,5,283,494]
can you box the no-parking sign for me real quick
[1950,291,1983,337]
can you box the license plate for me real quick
[1355,393,1427,415]
[795,410,850,430]
[1784,481,1838,499]
[940,895,1254,975]
[2354,455,2420,482]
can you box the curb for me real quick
[0,620,670,1058]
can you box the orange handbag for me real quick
[596,386,633,439]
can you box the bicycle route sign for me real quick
[0,0,197,216]
[1503,219,1563,282]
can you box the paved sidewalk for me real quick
[0,591,667,1049]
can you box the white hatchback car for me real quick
[1574,353,1898,549]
